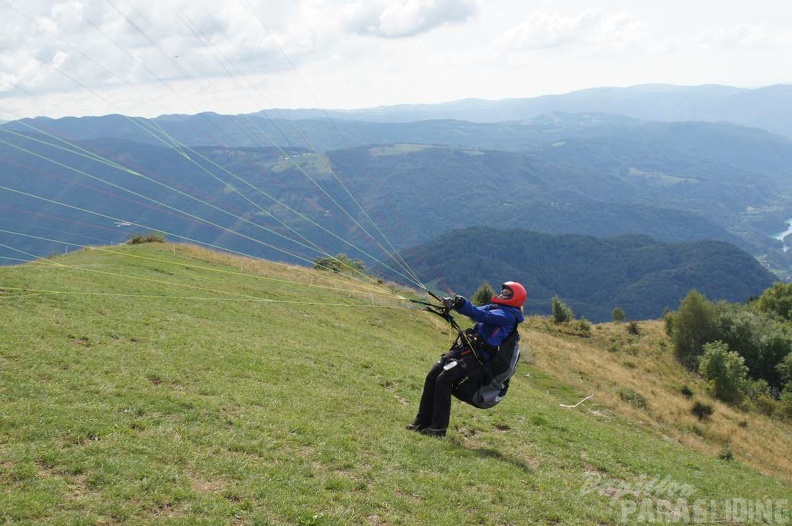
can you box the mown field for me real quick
[1,243,789,525]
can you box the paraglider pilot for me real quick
[408,281,526,437]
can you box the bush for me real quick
[754,393,779,417]
[626,321,640,336]
[756,281,792,320]
[780,385,792,420]
[698,341,749,404]
[612,307,625,323]
[745,379,772,402]
[552,296,574,324]
[572,318,592,337]
[663,308,674,336]
[777,353,792,385]
[691,401,714,420]
[313,254,365,274]
[751,328,792,391]
[713,304,791,390]
[618,388,648,409]
[667,295,792,395]
[718,448,734,461]
[127,232,166,244]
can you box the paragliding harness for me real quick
[411,292,521,409]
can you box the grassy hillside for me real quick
[1,244,790,525]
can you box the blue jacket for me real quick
[455,298,524,349]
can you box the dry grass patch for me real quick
[524,317,792,481]
[166,243,411,305]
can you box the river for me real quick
[772,219,792,252]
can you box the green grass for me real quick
[1,244,789,525]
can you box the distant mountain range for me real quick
[250,84,792,137]
[8,83,792,147]
[2,128,786,258]
[3,84,792,318]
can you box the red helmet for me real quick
[491,281,527,307]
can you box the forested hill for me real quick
[5,105,792,278]
[395,227,777,322]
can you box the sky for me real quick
[1,0,791,120]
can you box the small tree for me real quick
[778,355,792,419]
[756,282,792,320]
[699,341,749,404]
[780,385,792,420]
[472,281,495,306]
[777,353,792,386]
[663,307,674,336]
[552,296,574,324]
[612,307,625,323]
[313,253,365,274]
[672,290,718,369]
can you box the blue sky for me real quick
[1,0,791,119]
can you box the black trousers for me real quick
[415,350,469,430]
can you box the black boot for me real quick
[419,426,447,437]
[406,421,425,431]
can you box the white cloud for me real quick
[50,2,86,28]
[696,23,792,51]
[496,9,649,55]
[343,0,478,38]
[0,0,376,118]
[1,0,790,119]
[0,1,306,96]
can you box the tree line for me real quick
[667,285,792,419]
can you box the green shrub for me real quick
[756,281,792,321]
[713,304,791,390]
[127,232,166,244]
[663,308,675,336]
[754,394,779,417]
[612,307,625,323]
[691,401,714,421]
[572,318,592,337]
[672,290,718,369]
[618,388,648,409]
[780,385,792,420]
[777,353,792,385]
[698,341,749,404]
[745,379,772,402]
[551,296,574,324]
[313,253,365,274]
[472,281,495,306]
